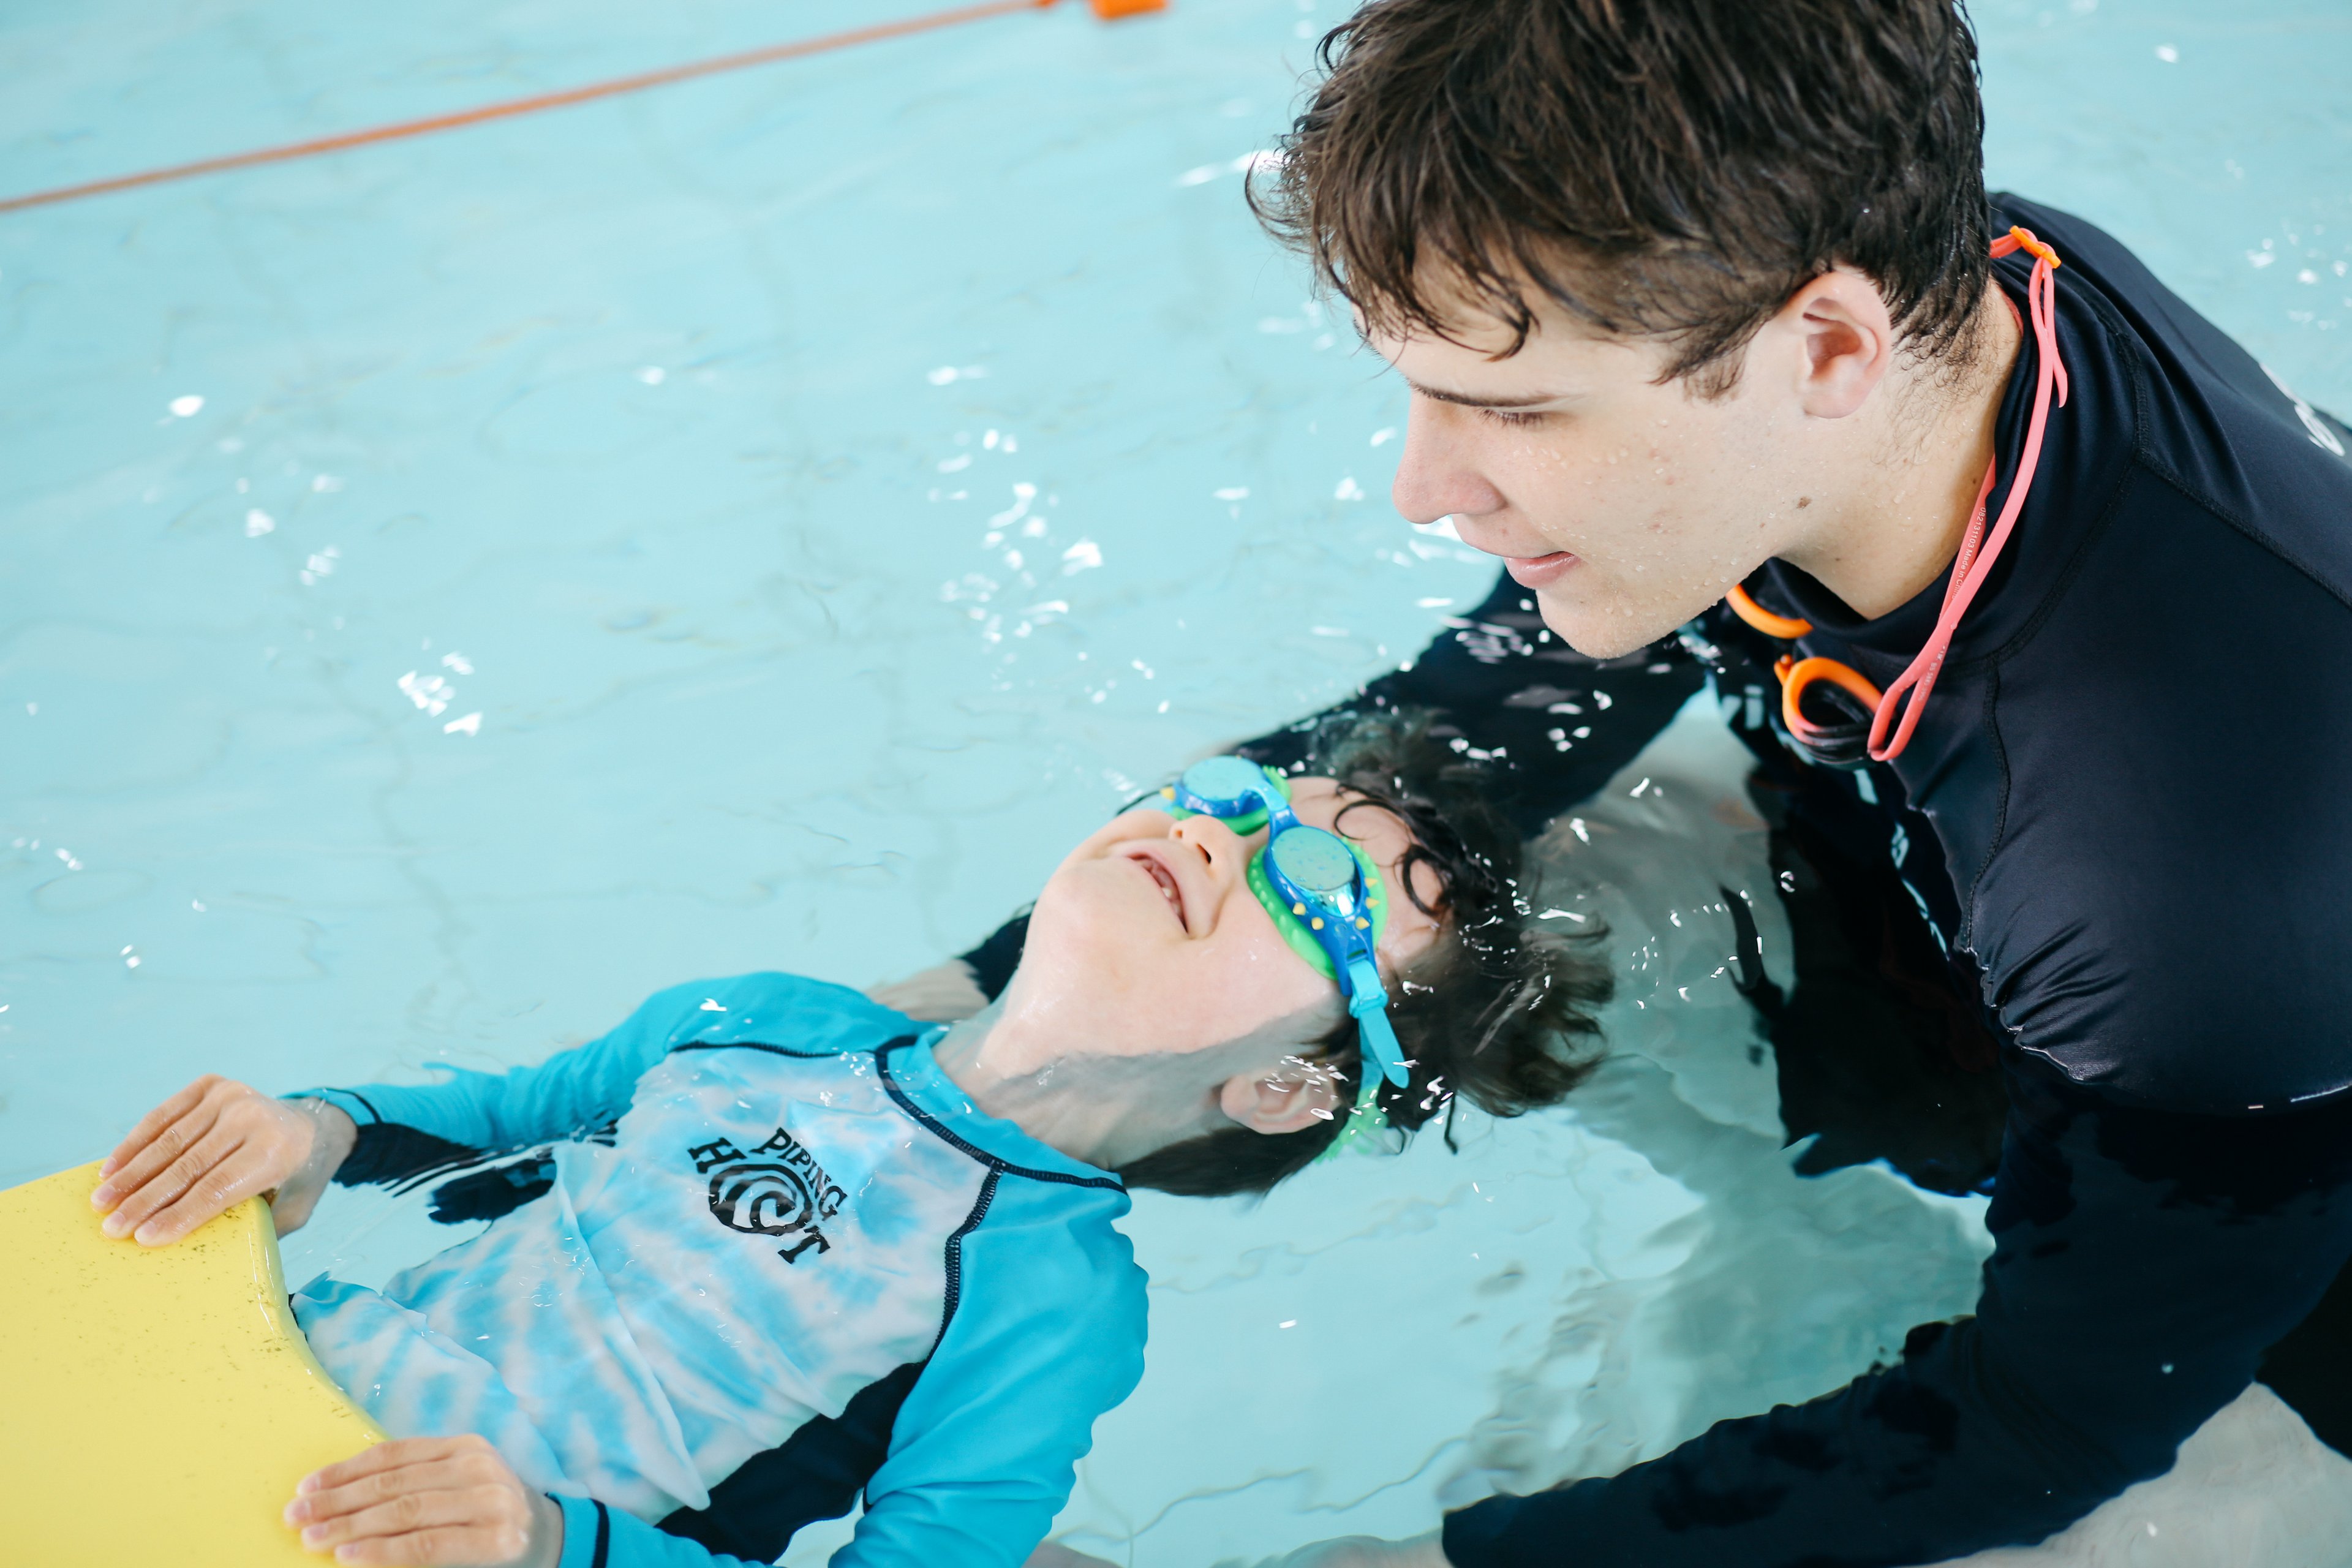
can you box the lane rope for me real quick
[0,0,1076,216]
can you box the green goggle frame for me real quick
[1158,762,1403,1161]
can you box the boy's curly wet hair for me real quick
[1118,710,1611,1197]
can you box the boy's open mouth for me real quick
[1128,848,1190,932]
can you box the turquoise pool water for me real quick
[5,1,2350,1562]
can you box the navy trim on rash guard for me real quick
[671,1034,1128,1191]
[658,1363,926,1558]
[668,1040,845,1061]
[941,1170,1001,1349]
[590,1501,612,1568]
[874,1037,1127,1192]
[331,1122,481,1189]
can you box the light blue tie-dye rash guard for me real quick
[289,973,1147,1568]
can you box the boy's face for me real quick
[1366,282,1862,660]
[1013,777,1446,1067]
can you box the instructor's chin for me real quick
[1532,593,1668,661]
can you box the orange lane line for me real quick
[0,0,1061,217]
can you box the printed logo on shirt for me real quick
[688,1127,848,1265]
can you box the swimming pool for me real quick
[4,0,2349,1560]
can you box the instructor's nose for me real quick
[1390,399,1509,526]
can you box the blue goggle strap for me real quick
[1316,1017,1397,1164]
[1344,958,1411,1087]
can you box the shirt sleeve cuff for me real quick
[552,1493,767,1568]
[282,1087,383,1127]
[553,1493,609,1568]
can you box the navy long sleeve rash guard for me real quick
[1422,199,2352,1566]
[951,198,2352,1566]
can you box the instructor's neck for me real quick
[1781,278,2022,622]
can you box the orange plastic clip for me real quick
[1725,584,1813,640]
[1090,0,1167,15]
[1992,225,2061,269]
[1774,656,1885,741]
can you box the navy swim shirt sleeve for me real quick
[954,569,1703,998]
[1234,570,1705,837]
[1441,1076,2352,1567]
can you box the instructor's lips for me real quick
[1502,551,1580,589]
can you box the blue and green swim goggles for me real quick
[1160,755,1411,1098]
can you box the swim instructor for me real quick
[1041,1,2352,1562]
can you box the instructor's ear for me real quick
[1218,1063,1341,1137]
[1771,266,1897,421]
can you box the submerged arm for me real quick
[935,570,1705,1001]
[1443,1069,2352,1567]
[1237,569,1704,837]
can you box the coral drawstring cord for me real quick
[1723,227,2069,764]
[1866,227,2068,762]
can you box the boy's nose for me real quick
[1169,813,1248,875]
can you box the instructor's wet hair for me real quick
[1250,0,1994,393]
[1117,710,1610,1198]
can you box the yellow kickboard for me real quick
[0,1161,385,1566]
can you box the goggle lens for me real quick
[1176,755,1277,809]
[1264,828,1359,897]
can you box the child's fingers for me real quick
[297,1436,478,1498]
[288,1438,535,1567]
[320,1519,529,1566]
[125,1139,286,1245]
[295,1487,530,1560]
[99,1074,219,1177]
[94,1076,225,1197]
[292,1456,502,1522]
[99,1114,250,1239]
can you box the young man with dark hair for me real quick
[970,1,2352,1564]
[1258,0,2352,1562]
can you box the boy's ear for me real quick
[1216,1063,1341,1137]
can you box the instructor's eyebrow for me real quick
[1403,380,1563,409]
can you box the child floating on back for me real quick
[91,715,1607,1568]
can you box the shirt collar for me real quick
[880,1028,1125,1188]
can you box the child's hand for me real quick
[285,1436,562,1567]
[91,1075,355,1245]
